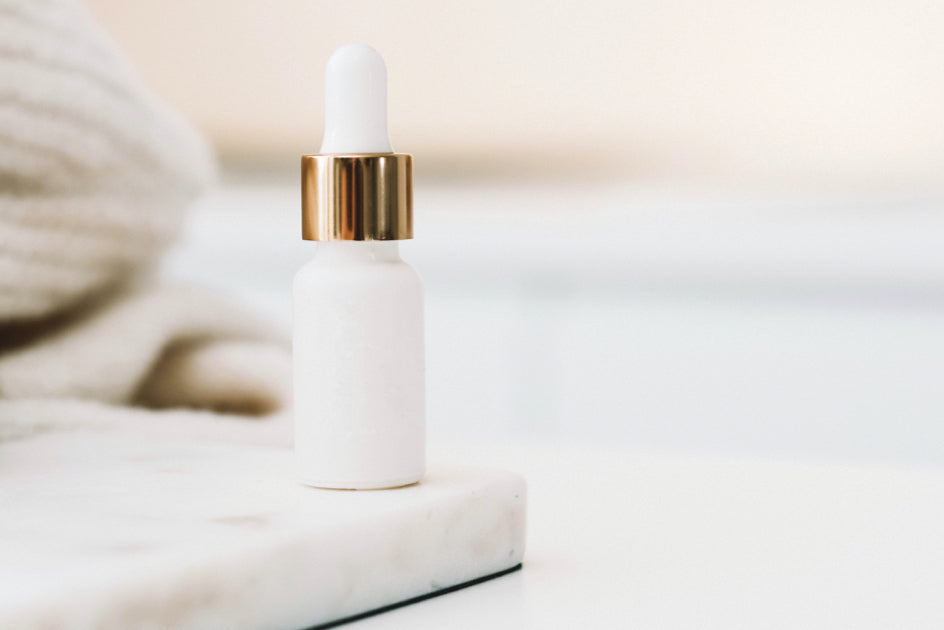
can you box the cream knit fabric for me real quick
[0,0,291,437]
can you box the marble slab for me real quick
[0,432,526,630]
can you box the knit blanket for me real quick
[0,0,291,442]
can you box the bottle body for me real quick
[293,241,425,489]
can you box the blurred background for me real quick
[88,0,944,465]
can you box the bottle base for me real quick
[298,472,424,491]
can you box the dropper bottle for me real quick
[294,44,424,489]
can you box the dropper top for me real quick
[319,44,393,154]
[302,44,411,241]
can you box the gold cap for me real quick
[301,153,412,241]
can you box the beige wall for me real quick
[87,0,944,187]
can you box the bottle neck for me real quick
[313,240,401,264]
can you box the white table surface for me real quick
[381,439,944,630]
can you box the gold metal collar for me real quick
[301,153,413,241]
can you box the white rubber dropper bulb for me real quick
[319,44,393,154]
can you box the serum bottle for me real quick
[294,45,424,489]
